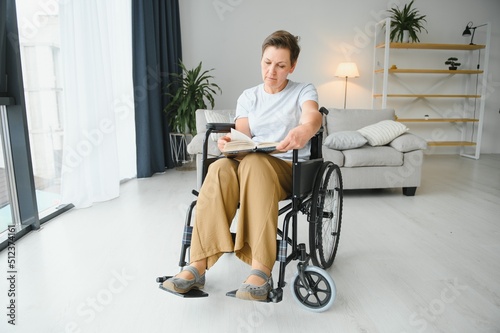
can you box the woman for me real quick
[163,30,322,301]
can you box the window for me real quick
[16,0,63,218]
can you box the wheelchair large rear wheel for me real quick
[309,162,343,269]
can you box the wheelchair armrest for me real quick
[202,123,235,160]
[201,123,235,184]
[206,122,235,132]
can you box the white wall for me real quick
[179,0,500,154]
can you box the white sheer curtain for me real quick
[60,0,136,208]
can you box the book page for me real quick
[222,140,254,152]
[229,128,253,144]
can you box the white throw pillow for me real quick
[357,120,408,146]
[205,110,233,141]
[323,131,367,150]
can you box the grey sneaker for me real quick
[162,265,205,294]
[235,269,272,301]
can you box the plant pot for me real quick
[402,30,410,43]
[449,66,457,70]
[169,133,190,167]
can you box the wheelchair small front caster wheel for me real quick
[290,266,336,312]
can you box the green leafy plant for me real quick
[164,61,222,134]
[387,0,428,42]
[445,57,461,70]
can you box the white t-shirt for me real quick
[235,80,318,160]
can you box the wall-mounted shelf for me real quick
[376,43,486,50]
[427,141,476,147]
[374,94,481,98]
[372,18,491,159]
[397,118,479,123]
[374,69,483,74]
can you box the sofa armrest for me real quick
[190,110,236,158]
[187,132,222,157]
[187,122,235,157]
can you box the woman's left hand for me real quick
[276,124,314,151]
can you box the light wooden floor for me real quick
[1,154,499,333]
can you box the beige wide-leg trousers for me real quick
[190,153,293,270]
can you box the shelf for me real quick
[373,94,481,98]
[373,18,490,159]
[427,141,476,147]
[376,43,486,50]
[397,118,479,123]
[374,69,484,74]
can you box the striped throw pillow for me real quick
[357,120,408,146]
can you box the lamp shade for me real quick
[335,62,359,78]
[462,21,473,36]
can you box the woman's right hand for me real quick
[217,135,231,151]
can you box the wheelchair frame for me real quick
[158,107,343,312]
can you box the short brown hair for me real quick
[261,30,301,66]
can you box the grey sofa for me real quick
[322,108,427,195]
[187,108,427,195]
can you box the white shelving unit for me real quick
[372,18,490,159]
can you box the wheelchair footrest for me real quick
[157,276,209,298]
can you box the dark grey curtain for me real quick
[132,0,182,177]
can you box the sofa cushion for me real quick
[342,146,403,167]
[323,131,367,150]
[322,147,344,167]
[357,120,408,146]
[389,133,428,152]
[325,108,395,135]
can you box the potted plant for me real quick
[164,61,222,135]
[387,0,428,43]
[445,57,461,70]
[164,61,221,166]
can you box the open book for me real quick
[221,128,281,157]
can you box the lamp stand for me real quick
[343,76,348,109]
[469,27,476,45]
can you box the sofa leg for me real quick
[402,187,416,196]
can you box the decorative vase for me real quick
[402,30,410,43]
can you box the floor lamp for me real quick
[335,62,359,109]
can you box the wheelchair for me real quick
[157,107,343,312]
